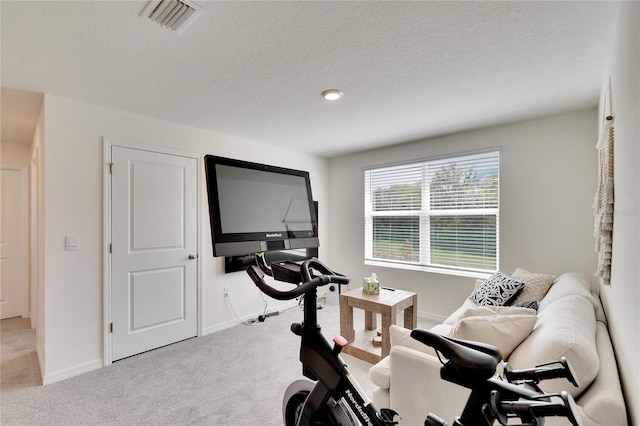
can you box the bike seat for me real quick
[410,329,502,383]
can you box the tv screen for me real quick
[204,155,319,257]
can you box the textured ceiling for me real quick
[1,1,618,157]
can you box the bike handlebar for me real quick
[247,258,350,301]
[491,390,583,426]
[504,357,580,388]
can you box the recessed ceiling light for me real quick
[321,89,343,101]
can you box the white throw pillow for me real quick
[510,268,555,305]
[448,314,537,358]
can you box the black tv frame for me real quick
[204,155,319,258]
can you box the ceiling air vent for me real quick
[140,0,203,34]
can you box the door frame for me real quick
[30,148,39,329]
[103,138,202,366]
[1,163,29,319]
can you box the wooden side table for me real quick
[339,287,417,363]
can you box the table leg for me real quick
[403,294,418,329]
[381,305,395,358]
[340,296,354,343]
[364,310,377,330]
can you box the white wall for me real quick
[328,109,598,319]
[40,94,329,382]
[598,2,640,424]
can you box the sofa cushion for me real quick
[443,298,478,325]
[389,324,438,357]
[508,295,598,398]
[449,312,537,358]
[576,322,628,426]
[469,271,525,306]
[457,305,537,320]
[389,345,471,426]
[539,272,606,323]
[509,268,555,305]
[429,323,452,336]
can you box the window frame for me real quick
[364,149,500,278]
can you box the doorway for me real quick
[1,164,28,320]
[104,139,200,363]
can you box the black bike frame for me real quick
[295,287,385,426]
[457,381,541,426]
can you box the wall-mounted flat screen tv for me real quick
[204,155,319,257]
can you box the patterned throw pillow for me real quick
[470,271,526,306]
[509,268,555,305]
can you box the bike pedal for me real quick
[377,408,401,425]
[425,413,447,426]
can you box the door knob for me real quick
[188,254,197,260]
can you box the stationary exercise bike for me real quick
[247,256,582,426]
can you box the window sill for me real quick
[365,259,492,280]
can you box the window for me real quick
[364,150,499,274]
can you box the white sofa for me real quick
[369,272,628,425]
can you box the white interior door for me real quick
[0,166,27,320]
[111,146,198,361]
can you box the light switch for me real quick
[66,235,79,251]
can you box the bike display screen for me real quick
[204,155,319,257]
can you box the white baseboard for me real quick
[418,310,447,324]
[36,342,45,384]
[202,300,298,336]
[202,318,242,335]
[42,358,103,386]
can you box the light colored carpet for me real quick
[1,302,383,425]
[1,317,42,390]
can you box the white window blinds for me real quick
[364,151,499,274]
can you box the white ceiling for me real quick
[1,1,618,158]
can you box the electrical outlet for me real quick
[224,287,229,297]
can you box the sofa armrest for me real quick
[388,345,470,425]
[369,354,391,389]
[575,322,628,426]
